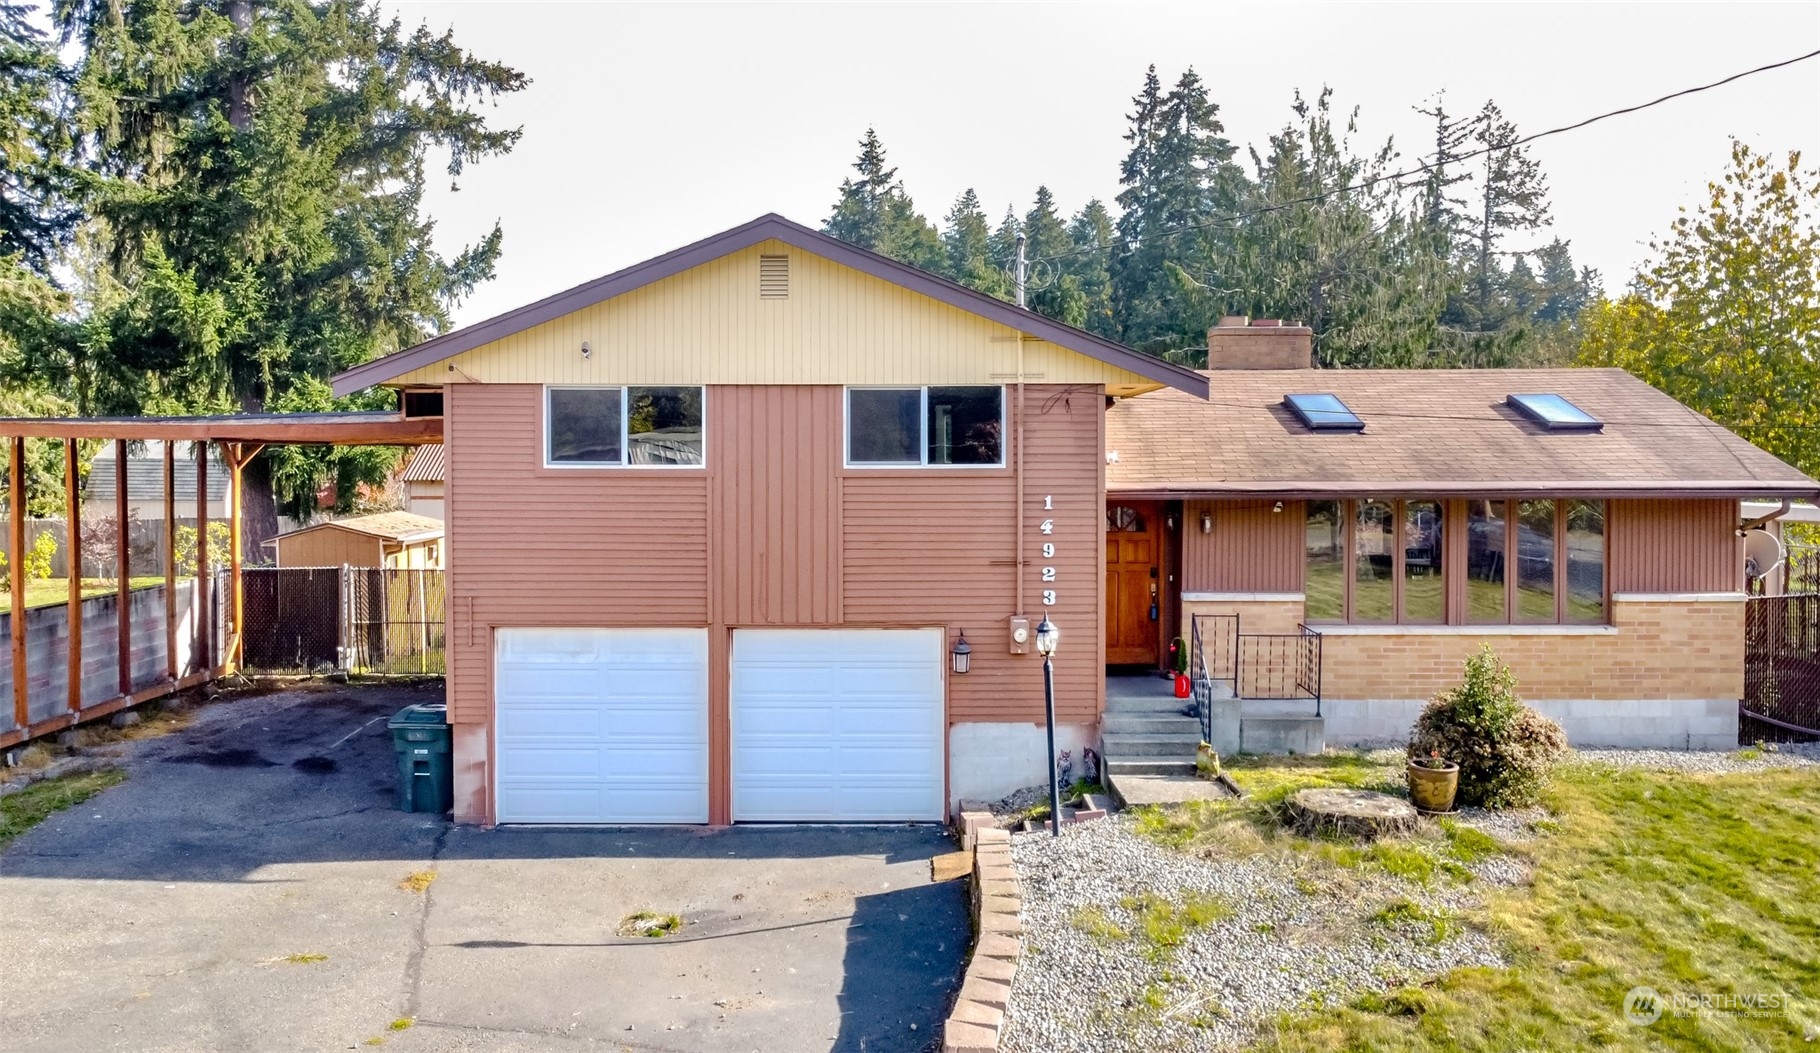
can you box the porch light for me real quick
[951,630,972,674]
[1200,510,1213,534]
[1035,617,1059,657]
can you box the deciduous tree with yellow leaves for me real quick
[1579,142,1820,474]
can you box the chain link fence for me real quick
[242,566,445,676]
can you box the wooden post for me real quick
[11,438,28,731]
[115,439,130,696]
[65,440,81,713]
[163,442,176,681]
[226,443,245,673]
[197,446,210,669]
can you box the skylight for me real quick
[1283,393,1365,432]
[1506,393,1602,432]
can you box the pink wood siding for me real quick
[841,386,1105,725]
[443,383,710,727]
[444,381,1107,822]
[1609,499,1741,593]
[1181,499,1303,593]
[710,386,843,625]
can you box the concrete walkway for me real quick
[0,683,967,1053]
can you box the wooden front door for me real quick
[1105,503,1160,665]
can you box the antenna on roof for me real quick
[1014,233,1027,310]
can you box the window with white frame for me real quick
[845,386,1004,467]
[545,386,705,467]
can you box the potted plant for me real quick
[1407,750,1460,814]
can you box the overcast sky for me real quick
[392,1,1820,328]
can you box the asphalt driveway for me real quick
[0,683,968,1053]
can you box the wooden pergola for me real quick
[0,411,441,750]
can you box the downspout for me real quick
[1015,232,1028,617]
[1738,499,1792,535]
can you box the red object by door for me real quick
[1174,673,1191,698]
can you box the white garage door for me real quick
[494,628,708,824]
[731,628,944,821]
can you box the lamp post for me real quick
[1035,617,1061,837]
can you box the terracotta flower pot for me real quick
[1407,759,1460,814]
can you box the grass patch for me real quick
[0,768,126,850]
[1071,904,1129,944]
[1368,898,1461,945]
[1256,764,1820,1051]
[397,871,436,893]
[616,910,684,938]
[282,953,328,965]
[387,1018,412,1031]
[1121,891,1233,961]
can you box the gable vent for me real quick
[759,254,789,299]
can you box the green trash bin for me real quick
[389,702,453,815]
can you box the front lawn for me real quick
[1220,755,1820,1051]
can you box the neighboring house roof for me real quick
[86,441,229,502]
[400,445,444,483]
[328,214,1210,400]
[276,511,445,544]
[1108,367,1820,499]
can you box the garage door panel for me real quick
[732,629,943,822]
[495,628,707,824]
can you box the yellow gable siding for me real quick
[387,240,1155,390]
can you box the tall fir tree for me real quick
[940,188,1008,297]
[0,0,75,272]
[1065,199,1116,336]
[55,0,527,552]
[823,127,942,272]
[1022,186,1086,326]
[1111,67,1242,350]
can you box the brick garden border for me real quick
[943,812,1023,1053]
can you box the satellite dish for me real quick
[1744,527,1784,580]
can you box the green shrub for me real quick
[0,530,57,589]
[1408,644,1566,808]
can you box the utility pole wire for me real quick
[1017,47,1820,269]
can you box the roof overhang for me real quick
[0,412,439,445]
[329,214,1209,400]
[1110,480,1820,501]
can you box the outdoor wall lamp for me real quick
[1273,500,1284,513]
[1035,617,1062,836]
[1200,510,1213,534]
[581,341,592,360]
[951,629,972,674]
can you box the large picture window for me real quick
[1306,497,1606,625]
[545,386,705,467]
[845,386,1004,467]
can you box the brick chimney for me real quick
[1205,316,1313,369]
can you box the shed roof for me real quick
[400,444,444,483]
[86,441,229,502]
[0,410,439,444]
[276,511,445,544]
[327,214,1210,400]
[1107,367,1820,499]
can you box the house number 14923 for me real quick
[1040,496,1056,606]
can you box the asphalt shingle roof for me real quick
[1106,367,1818,498]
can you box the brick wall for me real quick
[1318,598,1743,702]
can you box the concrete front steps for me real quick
[1101,676,1326,801]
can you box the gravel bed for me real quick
[1566,743,1820,772]
[1000,814,1504,1053]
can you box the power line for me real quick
[1020,47,1820,270]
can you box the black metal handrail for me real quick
[1190,613,1239,743]
[1190,614,1323,724]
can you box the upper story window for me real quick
[846,386,1004,467]
[545,386,705,468]
[1306,497,1606,625]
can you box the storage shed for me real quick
[270,511,445,569]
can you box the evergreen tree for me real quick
[1468,100,1551,328]
[1022,186,1086,326]
[0,1,75,272]
[56,0,527,553]
[1111,67,1242,349]
[1065,199,1115,337]
[823,127,942,272]
[940,188,1008,297]
[1177,88,1445,366]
